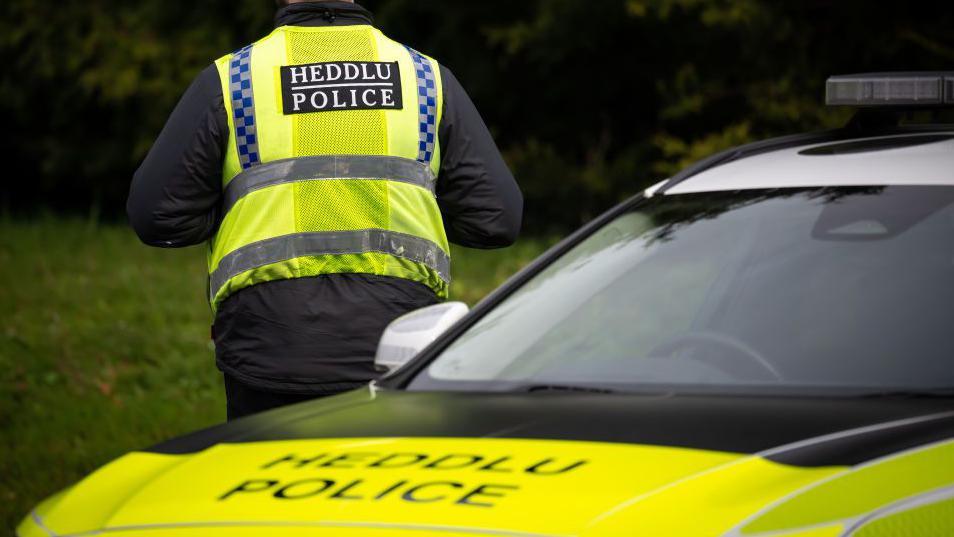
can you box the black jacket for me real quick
[127,2,522,394]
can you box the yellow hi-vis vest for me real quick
[208,24,449,312]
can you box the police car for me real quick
[18,72,954,536]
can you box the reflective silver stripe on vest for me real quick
[210,229,450,302]
[222,155,436,215]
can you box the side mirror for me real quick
[374,301,469,373]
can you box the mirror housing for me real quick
[374,301,469,373]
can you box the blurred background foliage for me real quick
[2,0,953,232]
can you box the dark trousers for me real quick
[223,374,335,421]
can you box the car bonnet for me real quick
[19,389,954,537]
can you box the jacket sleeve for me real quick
[436,66,523,249]
[127,63,228,247]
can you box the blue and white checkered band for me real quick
[405,46,437,165]
[229,44,260,169]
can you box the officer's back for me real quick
[127,0,522,419]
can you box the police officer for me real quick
[127,0,522,420]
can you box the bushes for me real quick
[4,1,952,232]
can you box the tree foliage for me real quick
[3,0,953,232]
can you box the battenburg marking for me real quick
[229,44,260,169]
[280,61,403,114]
[404,47,437,165]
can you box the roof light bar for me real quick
[826,72,954,107]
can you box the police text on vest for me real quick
[280,61,403,114]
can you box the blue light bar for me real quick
[826,72,954,107]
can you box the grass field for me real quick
[0,218,553,529]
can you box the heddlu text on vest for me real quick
[280,61,404,115]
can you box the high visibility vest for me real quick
[209,24,449,312]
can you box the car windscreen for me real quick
[409,186,954,395]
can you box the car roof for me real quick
[663,130,954,195]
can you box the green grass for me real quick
[0,218,554,529]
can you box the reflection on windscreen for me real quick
[412,187,954,394]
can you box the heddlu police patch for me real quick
[280,61,402,114]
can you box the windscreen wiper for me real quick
[857,388,954,399]
[516,384,619,394]
[513,384,679,396]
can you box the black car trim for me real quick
[766,411,954,467]
[144,390,954,468]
